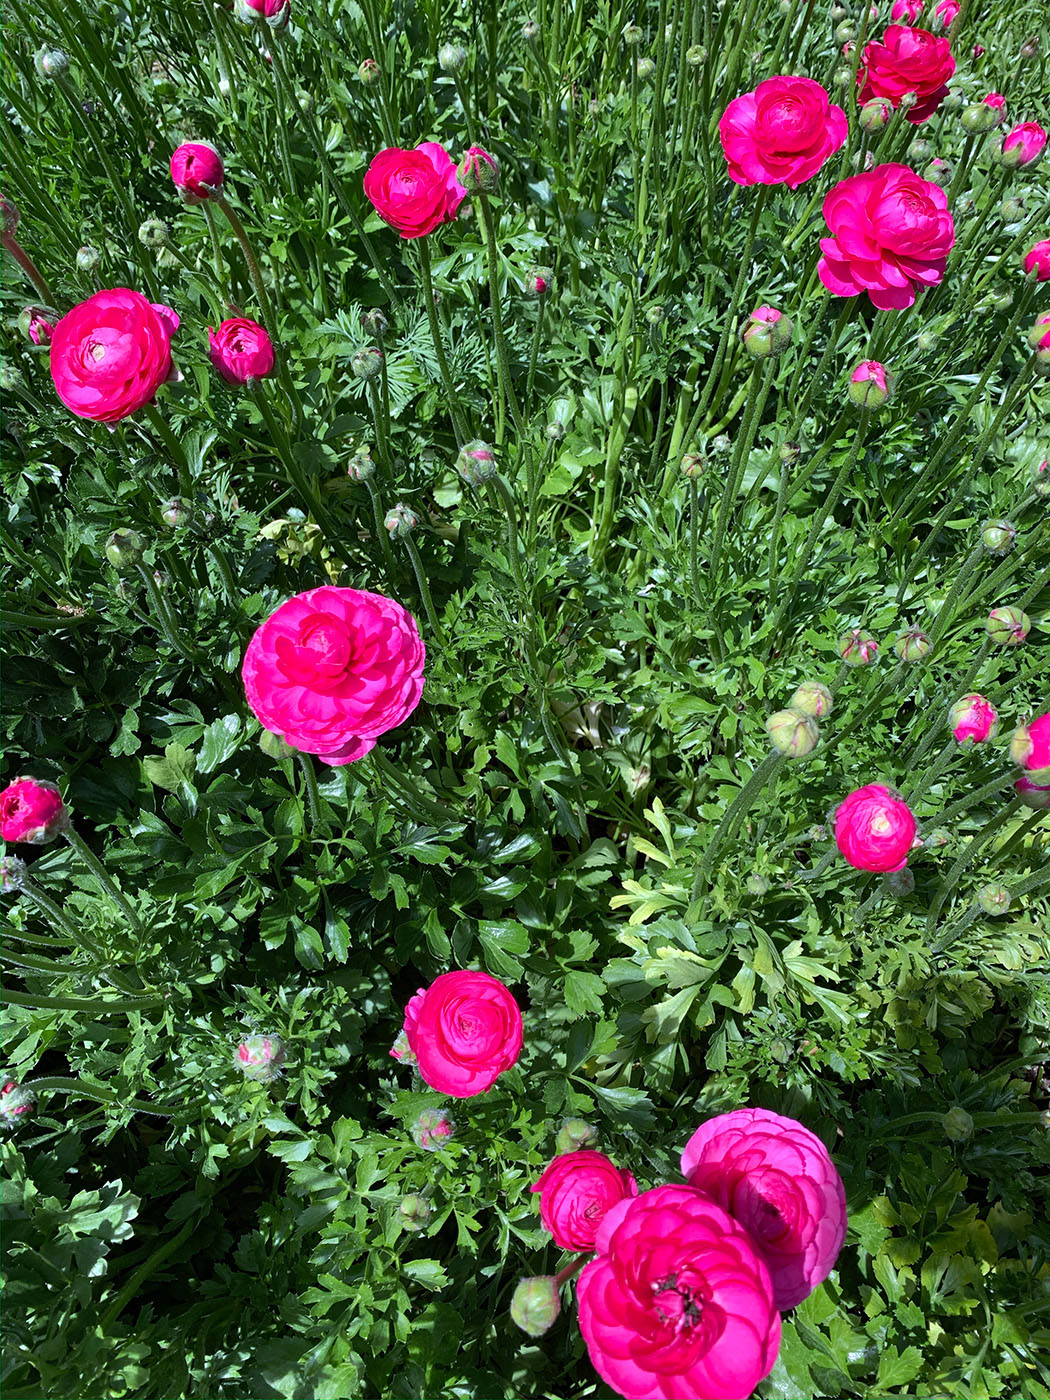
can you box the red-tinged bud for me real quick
[1010,714,1050,783]
[742,305,793,358]
[894,627,931,663]
[986,606,1030,646]
[1015,777,1050,810]
[351,346,383,381]
[766,709,819,757]
[977,883,1011,916]
[510,1276,561,1337]
[358,58,380,84]
[555,1117,599,1153]
[458,145,499,192]
[161,496,194,528]
[521,18,540,41]
[347,446,375,482]
[1000,120,1047,169]
[621,21,643,44]
[1,856,28,893]
[923,157,953,187]
[361,307,389,337]
[848,360,894,409]
[1035,459,1050,495]
[1028,313,1050,374]
[384,503,418,538]
[525,266,552,296]
[680,451,706,478]
[838,627,879,665]
[411,1108,455,1151]
[17,306,55,345]
[0,1080,36,1128]
[235,1033,286,1082]
[789,681,833,717]
[858,97,893,131]
[456,439,497,484]
[34,45,69,79]
[948,694,997,745]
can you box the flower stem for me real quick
[1,231,55,305]
[926,798,1021,935]
[476,192,525,442]
[296,750,325,834]
[22,1075,167,1116]
[62,828,143,933]
[142,402,191,495]
[417,237,467,445]
[700,750,785,882]
[399,531,449,651]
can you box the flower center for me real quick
[871,814,892,835]
[898,191,933,216]
[91,342,106,361]
[652,1274,703,1332]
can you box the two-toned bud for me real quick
[680,451,705,479]
[1028,311,1050,373]
[362,308,389,338]
[961,98,1003,133]
[34,46,69,79]
[456,440,497,485]
[458,146,499,192]
[105,529,147,571]
[948,694,997,745]
[358,58,380,84]
[977,883,1011,916]
[789,681,833,718]
[848,360,894,409]
[411,1108,455,1151]
[76,245,100,274]
[438,42,468,72]
[510,1276,561,1337]
[1,1080,36,1127]
[161,497,194,529]
[742,305,793,359]
[235,1033,286,1082]
[838,627,879,665]
[398,1194,432,1231]
[17,306,55,345]
[893,627,931,663]
[347,446,375,482]
[859,97,893,131]
[923,157,953,187]
[384,503,418,538]
[554,1117,598,1153]
[351,346,384,380]
[981,519,1016,556]
[1010,715,1050,783]
[766,709,819,757]
[525,266,552,296]
[941,1106,974,1141]
[986,606,1030,646]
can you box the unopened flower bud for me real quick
[955,194,976,218]
[17,306,55,345]
[832,66,852,88]
[766,709,819,757]
[923,157,953,187]
[510,1276,561,1337]
[458,145,499,192]
[981,518,1016,555]
[917,328,939,352]
[1010,720,1050,782]
[525,266,552,296]
[882,867,915,897]
[712,434,731,454]
[895,627,931,663]
[746,872,771,895]
[942,88,962,111]
[358,57,380,84]
[941,1106,974,1141]
[105,529,146,571]
[555,1117,598,1153]
[235,1033,285,1081]
[999,195,1026,224]
[848,360,894,409]
[636,55,656,79]
[347,446,375,481]
[645,304,665,327]
[686,43,706,65]
[362,307,389,338]
[859,97,893,131]
[438,42,468,72]
[76,245,101,274]
[546,419,566,440]
[384,503,418,538]
[986,606,1030,646]
[680,451,705,478]
[258,730,295,760]
[1,195,19,236]
[779,441,800,464]
[411,1108,455,1151]
[138,217,171,249]
[295,88,314,111]
[398,1194,432,1231]
[622,21,643,44]
[34,46,69,79]
[1034,458,1050,495]
[351,346,383,380]
[790,681,833,717]
[906,138,932,162]
[834,21,854,42]
[1015,777,1050,809]
[899,90,918,110]
[926,827,950,849]
[161,496,193,528]
[838,627,879,665]
[1019,35,1040,60]
[1,856,28,893]
[1027,312,1050,363]
[977,883,1011,916]
[457,439,497,484]
[0,1080,36,1127]
[961,101,1001,133]
[742,305,793,358]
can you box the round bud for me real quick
[923,157,953,187]
[986,606,1030,646]
[1,855,28,893]
[636,56,656,79]
[834,21,854,42]
[977,883,1011,916]
[1,195,19,236]
[521,18,540,40]
[765,709,819,757]
[34,46,70,79]
[351,346,384,380]
[398,1194,432,1231]
[1019,36,1040,60]
[1027,313,1050,363]
[510,1276,561,1338]
[882,868,915,898]
[942,89,962,111]
[895,627,931,663]
[999,194,1026,223]
[789,681,833,718]
[458,145,499,192]
[347,446,375,482]
[554,1118,598,1154]
[546,419,566,441]
[384,503,418,538]
[941,1106,974,1142]
[833,66,852,88]
[105,529,146,571]
[917,328,939,352]
[622,21,643,44]
[161,496,194,528]
[746,872,771,896]
[981,518,1016,556]
[686,43,706,65]
[925,827,950,849]
[711,434,731,454]
[680,451,705,479]
[457,439,497,485]
[357,57,380,84]
[76,245,101,274]
[525,266,552,296]
[899,91,918,110]
[848,360,894,409]
[858,97,894,131]
[1010,721,1050,782]
[438,42,468,72]
[1015,777,1050,810]
[138,217,171,249]
[235,1033,286,1081]
[17,306,55,345]
[742,305,793,358]
[838,627,879,665]
[361,308,389,339]
[906,138,933,163]
[961,102,1001,133]
[0,1081,36,1127]
[411,1108,455,1151]
[645,304,665,327]
[955,194,976,219]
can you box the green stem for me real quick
[926,799,1021,934]
[688,479,701,605]
[417,237,466,444]
[701,750,785,879]
[527,294,546,404]
[363,477,398,579]
[1,231,55,305]
[492,475,527,597]
[708,360,775,581]
[101,1219,197,1329]
[476,192,525,442]
[400,531,449,650]
[4,988,163,1012]
[142,403,191,496]
[23,1076,167,1116]
[62,829,144,933]
[134,563,199,663]
[296,750,325,833]
[201,202,227,286]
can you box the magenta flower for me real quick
[835,784,917,872]
[719,75,848,188]
[1002,121,1047,168]
[1024,239,1050,281]
[857,26,955,123]
[948,694,998,745]
[531,1151,638,1252]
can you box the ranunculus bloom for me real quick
[818,163,954,310]
[680,1108,848,1312]
[49,288,179,422]
[21,307,54,345]
[1024,239,1050,281]
[719,76,848,188]
[1003,122,1047,168]
[242,587,425,765]
[890,0,923,20]
[399,969,523,1097]
[834,783,917,872]
[1015,777,1050,810]
[531,1151,638,1251]
[933,0,959,24]
[169,142,224,201]
[363,142,466,238]
[983,91,1006,111]
[948,694,998,745]
[208,317,275,384]
[0,777,69,844]
[857,26,955,123]
[1010,712,1050,781]
[971,42,985,57]
[577,1185,781,1400]
[242,0,289,15]
[849,360,894,407]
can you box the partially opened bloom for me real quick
[457,145,499,192]
[819,164,954,310]
[933,0,959,24]
[50,288,179,421]
[242,587,425,764]
[835,784,917,872]
[1010,713,1050,783]
[170,142,224,201]
[398,970,523,1097]
[18,307,54,345]
[0,777,69,844]
[576,1185,781,1400]
[849,360,894,408]
[857,26,955,123]
[680,1108,848,1311]
[890,0,923,19]
[948,694,998,745]
[1015,777,1050,810]
[1001,122,1047,168]
[719,76,847,188]
[531,1151,638,1251]
[1024,239,1050,281]
[208,317,275,383]
[363,143,466,238]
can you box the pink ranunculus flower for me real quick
[933,0,959,26]
[0,777,70,844]
[835,783,917,872]
[890,0,923,21]
[363,143,466,238]
[208,317,275,384]
[577,1185,781,1400]
[169,142,224,202]
[49,288,179,422]
[531,1151,638,1252]
[719,75,848,188]
[1002,122,1047,169]
[948,694,998,745]
[241,0,289,15]
[971,43,985,57]
[680,1108,848,1312]
[1015,777,1050,810]
[818,163,954,310]
[242,587,425,765]
[20,307,55,345]
[849,360,894,408]
[1024,239,1050,281]
[398,970,523,1097]
[411,1107,455,1151]
[1010,712,1050,782]
[857,26,955,123]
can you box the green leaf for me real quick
[197,713,243,774]
[876,1345,924,1390]
[564,969,606,1017]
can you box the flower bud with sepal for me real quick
[848,360,894,410]
[510,1276,561,1337]
[384,503,418,539]
[790,681,833,717]
[742,306,793,359]
[235,1033,286,1082]
[456,440,497,485]
[977,883,1011,916]
[0,1081,36,1128]
[555,1117,599,1153]
[986,606,1030,646]
[766,709,820,757]
[942,1106,974,1141]
[411,1108,455,1151]
[981,519,1016,556]
[838,627,879,665]
[398,1194,432,1231]
[34,46,69,79]
[438,42,468,72]
[105,529,147,571]
[76,245,100,274]
[458,146,499,193]
[351,346,384,380]
[161,497,194,528]
[894,627,931,663]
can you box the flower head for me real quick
[948,694,998,745]
[208,317,275,384]
[835,783,917,872]
[0,778,69,845]
[531,1151,638,1251]
[170,142,224,202]
[1024,239,1050,281]
[857,26,955,122]
[719,75,848,188]
[849,360,895,408]
[397,970,523,1097]
[363,143,466,238]
[1010,713,1050,783]
[49,289,179,421]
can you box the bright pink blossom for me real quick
[22,308,54,345]
[0,777,69,845]
[857,26,955,123]
[1002,122,1047,168]
[242,587,425,765]
[363,143,466,238]
[933,0,959,25]
[399,970,523,1097]
[577,1185,781,1400]
[208,317,275,384]
[1011,713,1050,781]
[1024,239,1050,281]
[835,783,917,872]
[531,1151,638,1252]
[818,163,954,310]
[719,76,848,188]
[680,1108,848,1312]
[890,0,923,20]
[948,694,998,745]
[242,0,289,14]
[50,288,179,421]
[169,142,224,201]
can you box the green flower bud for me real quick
[546,419,566,441]
[347,446,375,482]
[746,872,771,896]
[161,496,194,528]
[925,827,950,849]
[766,709,819,757]
[999,195,1026,223]
[622,21,643,44]
[838,627,879,665]
[138,217,171,249]
[510,1276,561,1337]
[986,606,1030,646]
[34,46,69,79]
[977,883,1011,916]
[894,627,931,663]
[834,22,854,42]
[362,307,389,338]
[521,18,540,41]
[859,97,893,131]
[917,327,939,352]
[636,56,656,79]
[680,451,706,478]
[645,304,665,327]
[1,855,28,893]
[258,730,295,761]
[458,146,500,192]
[882,868,915,898]
[438,42,468,72]
[685,43,706,66]
[358,57,380,84]
[981,518,1016,555]
[961,102,1001,133]
[76,245,101,274]
[1019,36,1039,60]
[942,1106,974,1141]
[351,346,383,380]
[711,434,731,454]
[906,138,933,163]
[398,1194,432,1231]
[779,441,800,464]
[384,503,418,539]
[555,1118,599,1153]
[923,158,953,188]
[105,529,146,571]
[789,681,833,717]
[456,439,497,485]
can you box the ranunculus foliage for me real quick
[719,75,847,188]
